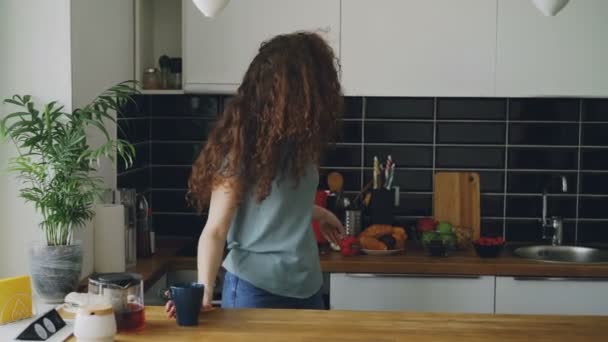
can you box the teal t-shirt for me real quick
[222,164,322,299]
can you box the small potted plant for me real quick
[0,82,136,303]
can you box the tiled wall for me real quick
[119,96,608,244]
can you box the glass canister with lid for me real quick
[88,273,145,332]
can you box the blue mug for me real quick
[164,282,204,326]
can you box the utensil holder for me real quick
[370,189,394,225]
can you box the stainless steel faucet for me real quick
[541,175,568,246]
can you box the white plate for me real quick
[361,249,404,256]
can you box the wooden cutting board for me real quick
[433,172,481,240]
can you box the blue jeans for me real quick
[221,271,324,309]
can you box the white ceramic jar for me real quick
[74,304,117,342]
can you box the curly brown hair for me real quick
[188,32,343,211]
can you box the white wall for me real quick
[0,0,134,279]
[70,0,134,278]
[0,0,73,278]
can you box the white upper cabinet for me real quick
[341,0,497,97]
[496,0,608,97]
[183,0,340,93]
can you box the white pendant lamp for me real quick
[192,0,230,18]
[531,0,570,16]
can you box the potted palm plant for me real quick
[0,82,136,303]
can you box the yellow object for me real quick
[0,275,33,325]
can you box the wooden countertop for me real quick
[131,243,608,290]
[68,306,608,341]
[319,243,608,278]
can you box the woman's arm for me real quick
[313,205,345,244]
[197,182,238,309]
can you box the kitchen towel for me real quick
[94,204,126,273]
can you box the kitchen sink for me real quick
[514,245,608,264]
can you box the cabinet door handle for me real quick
[345,273,481,279]
[513,277,607,282]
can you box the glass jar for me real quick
[142,68,160,89]
[88,273,145,332]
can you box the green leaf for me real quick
[3,99,22,106]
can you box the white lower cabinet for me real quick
[330,273,495,313]
[495,276,608,315]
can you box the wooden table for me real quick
[68,306,608,341]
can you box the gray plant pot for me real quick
[29,243,83,303]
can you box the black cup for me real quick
[370,189,394,225]
[167,282,204,326]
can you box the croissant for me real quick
[361,225,394,238]
[359,236,388,251]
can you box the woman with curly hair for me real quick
[166,31,344,312]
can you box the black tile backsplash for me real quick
[581,149,608,170]
[509,98,580,121]
[507,172,578,194]
[365,122,433,144]
[437,98,506,120]
[509,147,578,170]
[436,146,505,169]
[509,123,579,146]
[481,195,504,217]
[151,142,202,165]
[437,123,505,144]
[118,95,608,243]
[366,97,433,119]
[582,99,608,122]
[582,123,608,146]
[150,118,213,141]
[323,146,361,167]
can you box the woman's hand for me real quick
[202,288,213,311]
[316,206,345,245]
[164,289,213,320]
[165,300,176,319]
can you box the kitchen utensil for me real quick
[384,155,392,186]
[373,156,380,189]
[136,194,151,258]
[158,55,171,89]
[88,273,145,332]
[165,283,204,327]
[386,163,396,189]
[344,209,362,237]
[327,172,344,193]
[433,172,481,240]
[74,304,116,342]
[361,249,403,256]
[169,57,182,89]
[117,189,137,268]
[142,68,160,89]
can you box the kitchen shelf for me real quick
[139,89,184,95]
[135,0,182,87]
